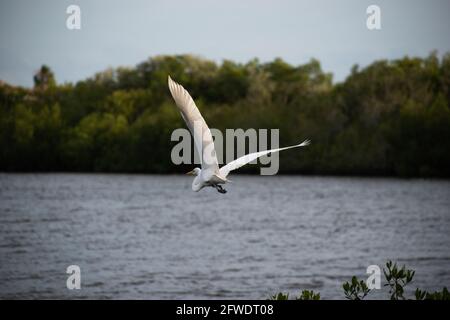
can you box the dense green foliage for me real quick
[271,261,449,300]
[1,53,450,175]
[383,260,415,300]
[343,276,371,300]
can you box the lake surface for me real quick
[0,174,449,299]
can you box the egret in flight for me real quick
[168,76,310,194]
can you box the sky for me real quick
[1,0,449,87]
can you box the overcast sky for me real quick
[1,0,449,87]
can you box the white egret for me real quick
[168,76,310,193]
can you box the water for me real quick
[0,174,449,299]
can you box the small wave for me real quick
[84,281,104,288]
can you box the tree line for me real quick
[1,53,449,176]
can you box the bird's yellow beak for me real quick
[186,170,194,176]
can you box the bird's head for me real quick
[186,167,201,176]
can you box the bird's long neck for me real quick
[191,173,203,192]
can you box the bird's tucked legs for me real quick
[215,184,227,194]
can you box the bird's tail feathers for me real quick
[213,173,229,183]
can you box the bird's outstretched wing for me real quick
[168,76,219,174]
[219,140,310,178]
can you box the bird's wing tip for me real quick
[168,76,183,92]
[168,76,178,93]
[300,139,311,146]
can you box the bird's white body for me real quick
[191,168,227,192]
[168,76,310,193]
